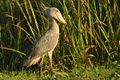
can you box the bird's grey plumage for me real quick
[22,7,66,68]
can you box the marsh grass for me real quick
[0,63,120,80]
[0,0,120,78]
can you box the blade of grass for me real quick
[16,0,36,41]
[0,46,25,55]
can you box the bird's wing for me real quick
[30,31,59,58]
[23,30,59,67]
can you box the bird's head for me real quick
[45,7,66,24]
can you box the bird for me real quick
[21,7,66,73]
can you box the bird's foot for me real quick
[50,68,55,75]
[49,68,56,79]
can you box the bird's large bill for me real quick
[55,12,66,24]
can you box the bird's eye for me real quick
[56,10,59,12]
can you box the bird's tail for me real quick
[18,52,32,67]
[22,57,40,67]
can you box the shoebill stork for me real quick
[22,7,66,72]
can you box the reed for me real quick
[0,0,119,71]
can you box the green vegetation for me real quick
[0,63,120,80]
[0,0,120,79]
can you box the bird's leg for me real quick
[48,51,54,74]
[37,56,44,76]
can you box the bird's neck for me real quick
[50,19,59,34]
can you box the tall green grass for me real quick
[0,63,120,79]
[0,0,120,71]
